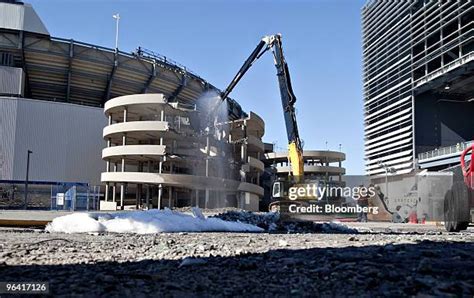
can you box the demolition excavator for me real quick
[218,34,305,211]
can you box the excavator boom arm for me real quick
[220,34,304,180]
[270,35,304,180]
[220,39,269,102]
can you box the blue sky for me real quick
[29,0,366,174]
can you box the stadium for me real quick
[0,0,265,210]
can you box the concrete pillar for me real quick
[218,191,222,208]
[120,183,125,210]
[257,151,261,185]
[135,184,140,209]
[239,192,245,210]
[112,184,116,203]
[168,186,172,208]
[239,121,248,209]
[139,183,143,208]
[112,163,117,203]
[106,138,111,173]
[326,160,329,182]
[240,143,246,166]
[158,184,162,210]
[240,121,247,182]
[144,161,151,209]
[155,138,163,209]
[195,189,199,207]
[146,184,150,209]
[120,133,126,210]
[339,160,342,182]
[136,162,142,208]
[154,142,162,209]
[159,135,163,174]
[160,109,165,207]
[105,182,109,202]
[105,137,111,202]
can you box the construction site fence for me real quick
[0,181,102,211]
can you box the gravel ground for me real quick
[0,225,473,297]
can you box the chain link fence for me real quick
[0,180,101,210]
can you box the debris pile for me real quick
[211,210,359,234]
[210,210,279,230]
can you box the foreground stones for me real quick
[0,226,473,296]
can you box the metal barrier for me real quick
[0,180,101,210]
[418,141,473,161]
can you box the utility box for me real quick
[100,200,117,211]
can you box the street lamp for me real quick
[24,150,32,210]
[378,160,396,201]
[113,13,120,50]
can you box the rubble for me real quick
[211,210,359,234]
[0,227,473,296]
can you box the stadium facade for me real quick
[101,94,265,211]
[0,1,267,210]
[362,0,474,176]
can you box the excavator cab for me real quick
[269,177,299,212]
[271,177,294,199]
[272,180,284,199]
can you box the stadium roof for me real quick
[0,1,245,118]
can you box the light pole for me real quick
[24,150,32,210]
[378,161,396,200]
[113,13,120,50]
